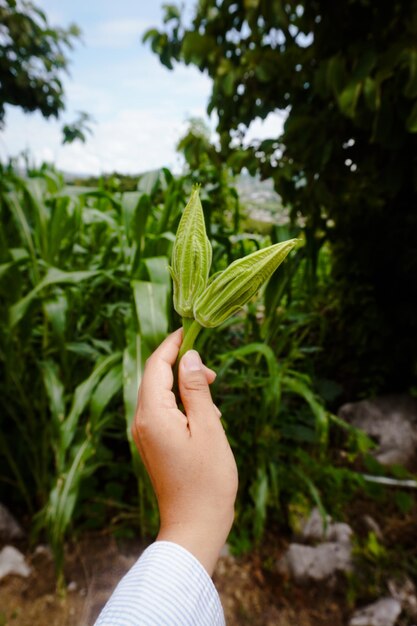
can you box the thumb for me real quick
[179,350,216,420]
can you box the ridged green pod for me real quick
[193,239,299,328]
[170,187,212,317]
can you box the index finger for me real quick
[139,328,183,407]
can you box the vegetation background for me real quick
[0,0,416,622]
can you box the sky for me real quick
[0,0,285,175]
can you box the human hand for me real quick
[132,328,238,576]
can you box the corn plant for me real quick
[0,162,365,581]
[0,165,184,582]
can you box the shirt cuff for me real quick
[93,540,225,626]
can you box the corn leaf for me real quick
[132,280,169,350]
[90,362,123,426]
[59,352,122,465]
[9,267,100,328]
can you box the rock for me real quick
[388,578,417,620]
[0,545,31,579]
[349,598,401,626]
[33,544,53,559]
[301,507,353,544]
[338,395,417,467]
[278,541,352,583]
[330,522,354,544]
[301,507,331,541]
[0,504,24,541]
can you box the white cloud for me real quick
[0,105,197,175]
[88,18,152,48]
[244,111,287,144]
[63,81,118,118]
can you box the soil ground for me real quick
[0,533,348,626]
[1,500,416,626]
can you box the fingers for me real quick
[204,365,216,385]
[179,350,218,426]
[140,329,183,408]
[139,330,219,424]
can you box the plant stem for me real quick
[179,318,203,360]
[182,317,194,336]
[173,319,203,405]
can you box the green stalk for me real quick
[179,318,203,360]
[181,317,194,336]
[173,319,203,404]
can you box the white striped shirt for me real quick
[93,541,225,626]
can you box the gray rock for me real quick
[0,504,24,541]
[388,578,417,620]
[278,541,352,583]
[33,544,53,559]
[338,395,417,467]
[0,545,31,579]
[349,598,401,626]
[301,507,331,541]
[330,522,354,544]
[301,507,353,544]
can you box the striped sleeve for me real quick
[93,541,225,626]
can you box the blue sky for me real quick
[0,0,284,175]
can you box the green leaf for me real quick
[132,280,169,349]
[294,467,327,523]
[182,32,216,66]
[143,256,171,288]
[45,439,94,570]
[338,81,362,118]
[43,293,68,340]
[123,330,147,433]
[218,342,281,411]
[283,372,328,444]
[3,191,39,277]
[326,55,345,95]
[244,0,260,10]
[406,101,417,132]
[137,170,161,196]
[404,50,417,98]
[9,267,100,328]
[250,467,269,541]
[121,191,143,241]
[0,252,28,280]
[40,360,65,427]
[59,352,122,464]
[90,362,123,426]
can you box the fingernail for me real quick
[182,350,202,372]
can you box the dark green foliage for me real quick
[144,0,417,394]
[0,0,80,125]
[0,158,401,581]
[62,111,94,145]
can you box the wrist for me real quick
[157,509,234,576]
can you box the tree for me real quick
[0,0,80,126]
[62,110,94,145]
[145,0,417,393]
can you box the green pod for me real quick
[170,186,212,317]
[194,238,299,327]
